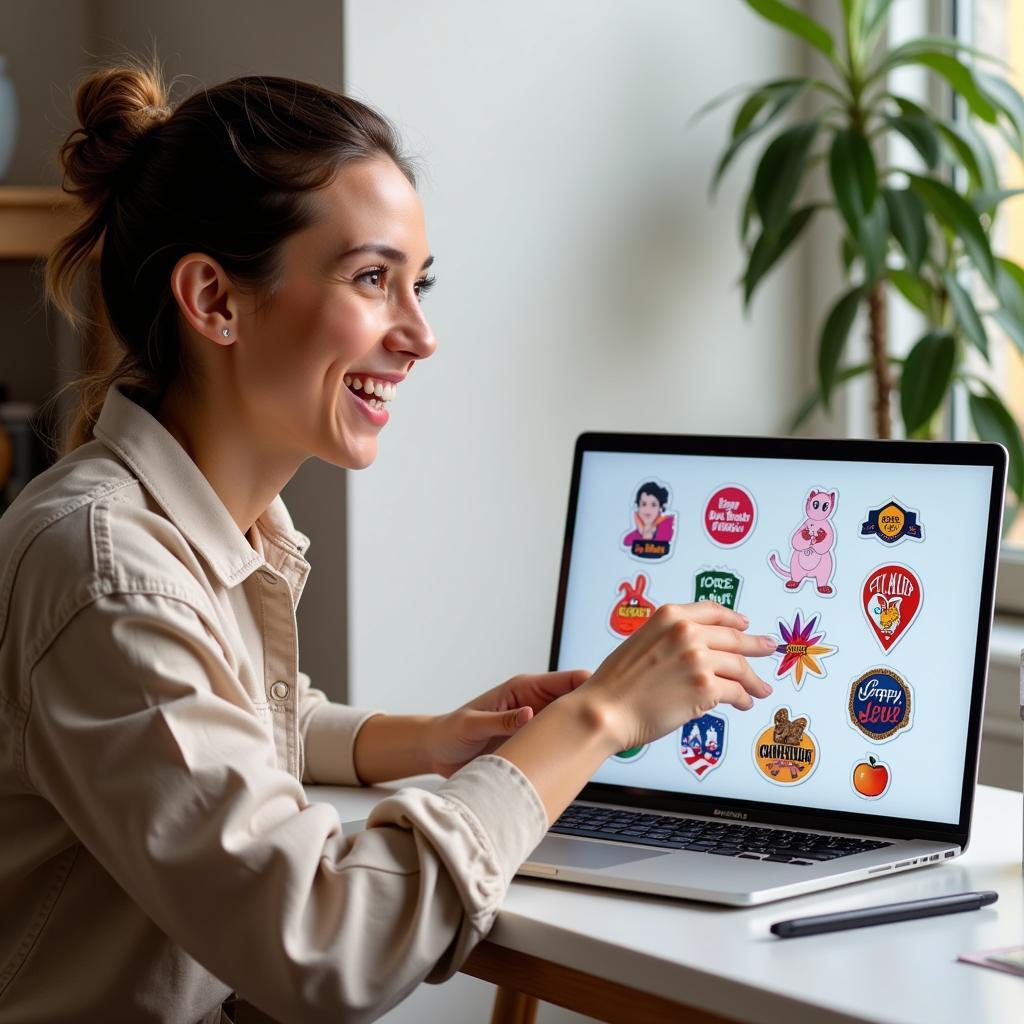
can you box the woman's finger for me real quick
[707,650,774,697]
[695,624,778,658]
[714,678,756,711]
[658,600,749,631]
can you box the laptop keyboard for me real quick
[551,805,893,866]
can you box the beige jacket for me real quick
[0,383,548,1024]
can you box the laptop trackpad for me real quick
[528,835,670,870]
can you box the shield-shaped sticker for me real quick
[678,711,727,780]
[693,567,743,611]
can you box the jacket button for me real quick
[270,680,290,701]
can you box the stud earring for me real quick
[221,328,230,337]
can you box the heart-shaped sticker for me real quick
[861,564,922,653]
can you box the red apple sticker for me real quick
[852,755,891,799]
[862,563,921,653]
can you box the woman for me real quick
[0,60,775,1023]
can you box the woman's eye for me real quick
[356,266,437,301]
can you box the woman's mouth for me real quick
[343,374,396,411]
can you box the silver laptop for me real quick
[516,431,1006,906]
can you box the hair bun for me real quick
[58,64,171,204]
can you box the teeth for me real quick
[344,375,352,386]
[346,375,397,404]
[352,378,363,391]
[373,381,384,397]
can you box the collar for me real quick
[92,383,310,588]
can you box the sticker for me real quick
[703,484,757,547]
[693,566,743,610]
[622,479,676,561]
[767,488,839,597]
[678,712,727,779]
[771,610,836,688]
[847,668,913,742]
[862,564,922,653]
[860,498,924,545]
[752,707,818,785]
[613,744,649,763]
[852,754,892,799]
[608,574,658,637]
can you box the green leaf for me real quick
[753,120,819,237]
[971,188,1024,215]
[840,233,858,274]
[974,71,1024,155]
[891,95,930,120]
[900,329,956,435]
[991,307,1024,357]
[935,120,998,193]
[858,195,889,286]
[879,51,999,124]
[882,187,928,272]
[744,0,835,60]
[819,286,864,409]
[883,114,940,168]
[969,389,1024,498]
[943,271,989,359]
[888,268,933,313]
[743,204,819,309]
[740,187,757,244]
[830,126,877,236]
[712,81,809,195]
[860,0,895,53]
[995,257,1024,322]
[907,174,996,288]
[870,36,1006,83]
[790,361,874,432]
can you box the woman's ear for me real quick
[170,252,238,343]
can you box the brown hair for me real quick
[44,54,419,455]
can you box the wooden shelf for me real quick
[0,186,83,260]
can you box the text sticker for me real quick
[703,485,757,547]
[860,499,924,545]
[694,566,743,611]
[752,707,819,786]
[862,563,922,653]
[847,668,913,743]
[608,574,658,638]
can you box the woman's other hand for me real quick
[427,669,590,777]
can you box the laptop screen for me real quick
[552,436,1004,832]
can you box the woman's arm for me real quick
[352,713,434,782]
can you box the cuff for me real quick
[302,703,384,785]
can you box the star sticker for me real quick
[774,611,836,687]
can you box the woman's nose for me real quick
[386,301,437,362]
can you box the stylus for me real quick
[769,890,998,938]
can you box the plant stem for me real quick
[868,281,893,438]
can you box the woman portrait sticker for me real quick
[621,479,676,562]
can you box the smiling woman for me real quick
[0,53,777,1024]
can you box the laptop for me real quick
[515,431,1007,906]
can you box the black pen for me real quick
[770,890,999,938]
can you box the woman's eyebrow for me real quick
[335,242,434,270]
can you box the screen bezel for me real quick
[548,432,1007,847]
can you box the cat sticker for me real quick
[703,484,757,547]
[768,488,838,596]
[622,479,676,561]
[847,668,913,743]
[862,564,922,653]
[771,610,836,688]
[693,567,743,611]
[608,574,658,638]
[860,498,924,545]
[752,707,819,785]
[678,712,727,779]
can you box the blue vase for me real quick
[0,55,17,182]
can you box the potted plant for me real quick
[703,0,1024,520]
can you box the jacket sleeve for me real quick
[296,669,384,786]
[23,590,548,1024]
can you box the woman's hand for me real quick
[575,601,776,753]
[427,669,590,777]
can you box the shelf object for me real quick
[0,186,83,260]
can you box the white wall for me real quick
[344,3,808,1022]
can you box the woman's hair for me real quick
[44,54,419,455]
[634,482,669,509]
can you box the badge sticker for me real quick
[860,498,924,545]
[678,712,727,779]
[752,707,818,785]
[862,564,922,653]
[622,479,676,561]
[608,574,658,638]
[768,488,838,596]
[693,566,743,611]
[847,668,913,742]
[613,744,649,763]
[771,610,836,688]
[703,484,757,547]
[852,755,892,799]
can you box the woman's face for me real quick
[237,157,437,470]
[637,492,662,526]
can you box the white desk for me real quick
[309,780,1023,1024]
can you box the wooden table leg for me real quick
[489,985,539,1024]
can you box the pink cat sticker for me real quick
[768,488,839,597]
